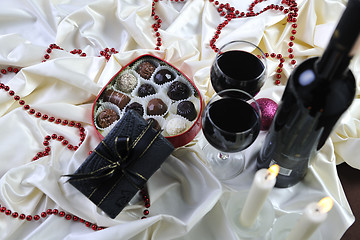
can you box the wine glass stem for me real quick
[218,152,229,160]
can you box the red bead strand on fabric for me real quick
[42,43,118,62]
[0,80,85,162]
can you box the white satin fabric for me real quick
[0,0,358,239]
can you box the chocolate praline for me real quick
[136,61,156,79]
[97,108,119,128]
[117,72,137,93]
[125,102,144,116]
[154,69,175,85]
[102,89,130,110]
[177,100,197,121]
[147,98,168,116]
[167,81,191,101]
[138,83,156,97]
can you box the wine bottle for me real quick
[257,0,360,188]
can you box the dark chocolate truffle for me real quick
[137,83,156,97]
[125,102,144,116]
[96,108,119,128]
[147,98,168,116]
[136,61,156,79]
[146,118,161,131]
[154,69,175,85]
[177,101,197,121]
[103,89,130,110]
[167,81,191,101]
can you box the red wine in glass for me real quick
[211,41,267,96]
[203,97,261,152]
[201,89,261,180]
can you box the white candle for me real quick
[239,165,279,228]
[286,197,333,240]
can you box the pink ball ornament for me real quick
[254,98,278,131]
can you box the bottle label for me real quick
[270,160,292,176]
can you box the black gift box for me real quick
[67,110,174,219]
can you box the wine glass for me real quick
[211,40,267,97]
[202,89,261,180]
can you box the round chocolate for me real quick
[138,83,156,97]
[103,89,130,110]
[125,102,144,116]
[167,81,191,101]
[96,108,119,128]
[147,98,168,116]
[146,118,161,131]
[117,72,137,93]
[154,69,175,85]
[136,61,156,79]
[177,100,197,121]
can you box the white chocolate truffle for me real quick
[166,117,188,136]
[117,72,137,93]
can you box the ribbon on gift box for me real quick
[65,120,162,207]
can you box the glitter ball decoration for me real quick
[256,98,278,131]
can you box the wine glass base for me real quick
[204,144,245,180]
[271,213,322,240]
[226,191,275,239]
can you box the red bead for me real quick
[62,140,69,145]
[275,80,281,85]
[47,48,52,53]
[45,135,51,140]
[214,1,219,5]
[65,214,72,220]
[35,112,42,118]
[98,227,104,230]
[75,123,82,128]
[73,216,79,221]
[73,146,79,151]
[69,121,75,127]
[29,109,35,114]
[47,209,53,215]
[42,114,49,120]
[81,53,86,57]
[141,216,147,219]
[289,42,294,47]
[19,214,26,220]
[45,146,51,152]
[4,86,9,91]
[12,212,19,218]
[49,117,55,122]
[7,67,13,72]
[291,59,296,65]
[59,211,65,217]
[292,30,297,35]
[92,224,98,231]
[143,209,149,215]
[290,36,295,41]
[277,54,282,59]
[34,215,40,220]
[13,68,19,73]
[276,74,282,79]
[51,134,57,139]
[62,120,69,125]
[289,54,294,59]
[44,54,50,59]
[277,68,283,73]
[26,215,32,221]
[43,141,49,146]
[14,95,20,101]
[270,53,276,58]
[5,210,11,215]
[67,144,73,150]
[292,23,297,28]
[9,90,15,96]
[58,136,64,141]
[19,100,25,105]
[1,69,6,74]
[41,212,47,218]
[85,222,91,227]
[52,209,59,215]
[145,203,151,208]
[55,119,62,124]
